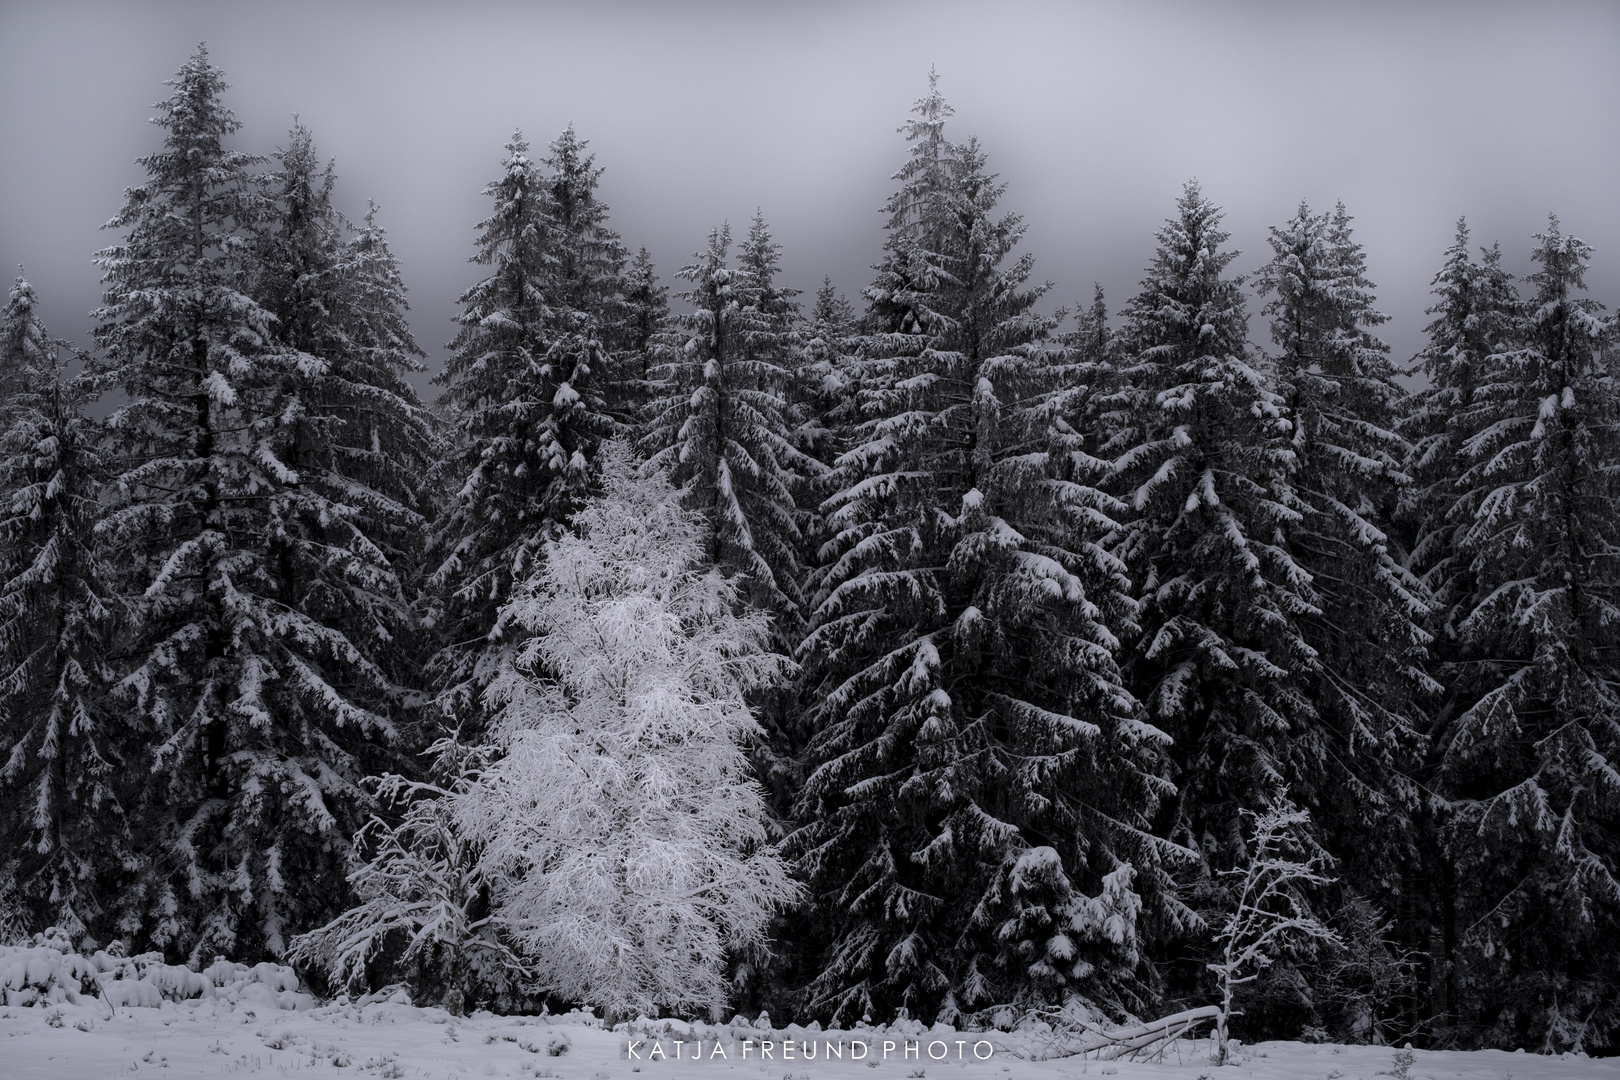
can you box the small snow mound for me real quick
[0,938,311,1011]
[0,943,99,1005]
[204,957,245,986]
[102,979,163,1008]
[248,960,301,992]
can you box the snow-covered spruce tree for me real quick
[1437,218,1620,1052]
[288,735,525,1014]
[1104,182,1318,913]
[640,221,814,622]
[542,125,634,419]
[1253,201,1432,960]
[1402,220,1519,632]
[463,443,799,1020]
[1067,283,1113,369]
[1053,284,1121,480]
[737,211,803,355]
[91,47,397,961]
[340,201,440,539]
[260,125,434,518]
[428,133,555,721]
[790,78,1174,1027]
[791,277,860,472]
[255,122,435,715]
[737,212,806,430]
[544,127,627,299]
[1396,221,1520,1034]
[0,272,52,400]
[738,211,829,618]
[0,274,127,943]
[619,246,668,387]
[429,131,620,725]
[787,277,861,635]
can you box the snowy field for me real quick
[3,998,1616,1080]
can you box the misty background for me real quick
[2,0,1617,387]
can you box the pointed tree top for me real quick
[152,42,238,141]
[905,68,954,138]
[545,125,604,195]
[1528,214,1596,299]
[165,41,227,97]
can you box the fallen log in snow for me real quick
[1022,1004,1222,1061]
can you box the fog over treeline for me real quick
[2,0,1617,379]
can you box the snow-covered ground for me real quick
[2,998,1615,1080]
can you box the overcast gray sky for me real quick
[2,0,1617,385]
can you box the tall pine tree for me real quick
[1437,218,1620,1052]
[619,246,668,386]
[1399,221,1520,1034]
[1253,201,1433,987]
[256,121,435,728]
[542,126,634,426]
[1103,183,1318,974]
[429,134,556,719]
[791,277,859,472]
[429,131,621,723]
[92,48,398,960]
[791,78,1172,1026]
[0,274,126,943]
[1404,221,1519,633]
[641,220,812,621]
[1068,284,1112,369]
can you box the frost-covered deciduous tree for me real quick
[91,47,398,961]
[0,274,126,943]
[464,443,799,1020]
[792,76,1173,1027]
[1438,218,1620,1053]
[1207,798,1340,1065]
[288,736,524,1015]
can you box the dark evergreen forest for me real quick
[3,47,1616,1055]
